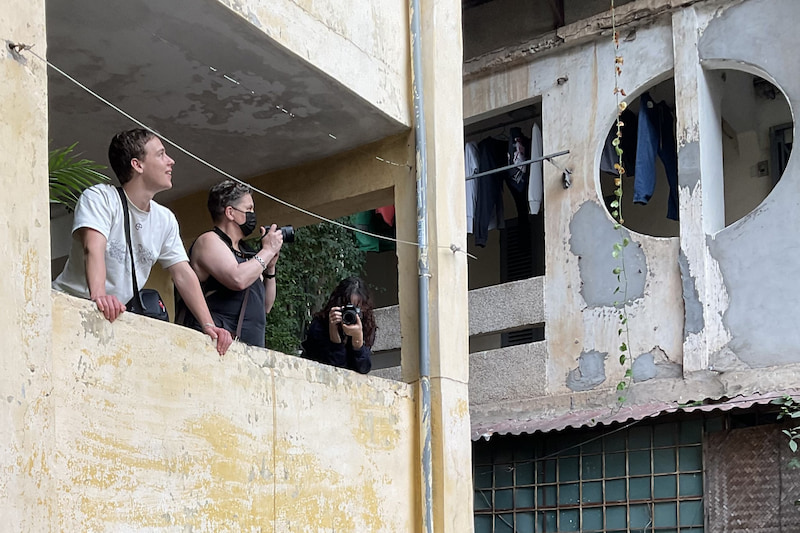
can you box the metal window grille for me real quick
[473,420,706,532]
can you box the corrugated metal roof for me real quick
[471,389,799,441]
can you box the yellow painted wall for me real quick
[0,1,55,530]
[51,292,416,531]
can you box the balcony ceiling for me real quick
[46,0,407,203]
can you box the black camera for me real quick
[274,225,294,243]
[342,304,361,325]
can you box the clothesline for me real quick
[466,149,570,181]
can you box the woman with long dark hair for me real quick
[301,276,375,374]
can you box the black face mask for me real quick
[238,211,257,236]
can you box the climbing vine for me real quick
[610,0,633,403]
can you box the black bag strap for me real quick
[211,227,251,339]
[116,186,145,311]
[235,288,250,340]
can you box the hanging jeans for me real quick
[633,92,679,220]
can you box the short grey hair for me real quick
[207,180,252,222]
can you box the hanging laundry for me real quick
[504,127,532,229]
[529,122,543,215]
[633,92,679,220]
[465,141,479,234]
[352,210,396,252]
[474,137,507,247]
[507,126,530,194]
[375,205,395,227]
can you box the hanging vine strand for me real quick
[610,0,633,404]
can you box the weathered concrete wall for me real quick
[696,0,800,369]
[51,292,416,531]
[0,2,55,530]
[217,0,410,127]
[540,20,684,396]
[463,0,800,425]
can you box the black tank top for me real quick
[176,228,267,347]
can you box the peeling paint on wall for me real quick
[632,347,682,382]
[569,201,647,307]
[698,0,800,369]
[566,350,607,391]
[678,250,703,336]
[50,293,416,531]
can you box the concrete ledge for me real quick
[469,342,548,406]
[371,341,548,407]
[468,277,544,336]
[373,277,544,352]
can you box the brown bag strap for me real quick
[235,288,250,340]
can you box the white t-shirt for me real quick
[52,184,188,305]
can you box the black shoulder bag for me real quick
[116,186,169,321]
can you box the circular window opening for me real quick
[598,78,679,238]
[598,72,794,235]
[718,70,792,227]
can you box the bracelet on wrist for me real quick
[202,322,215,330]
[264,271,276,279]
[252,254,267,271]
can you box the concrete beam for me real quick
[217,0,411,127]
[463,0,703,80]
[372,276,544,352]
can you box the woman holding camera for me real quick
[301,276,375,374]
[176,180,283,348]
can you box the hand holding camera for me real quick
[327,303,363,344]
[260,224,288,254]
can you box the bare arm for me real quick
[77,227,126,322]
[169,261,233,355]
[263,251,279,314]
[192,226,283,291]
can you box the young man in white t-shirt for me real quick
[53,129,233,355]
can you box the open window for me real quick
[718,70,793,227]
[598,78,679,238]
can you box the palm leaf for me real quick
[49,142,110,211]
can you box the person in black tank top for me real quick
[175,180,283,348]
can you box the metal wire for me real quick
[18,45,477,259]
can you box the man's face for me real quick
[136,137,174,192]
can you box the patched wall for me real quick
[540,20,685,396]
[51,293,416,531]
[464,0,800,425]
[697,0,800,369]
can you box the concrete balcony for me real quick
[372,277,545,406]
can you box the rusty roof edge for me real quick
[471,389,800,441]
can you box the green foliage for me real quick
[772,395,800,454]
[260,217,367,354]
[49,143,109,211]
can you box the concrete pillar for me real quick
[402,0,473,529]
[673,8,727,374]
[0,1,55,529]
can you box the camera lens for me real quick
[280,225,295,243]
[342,304,359,325]
[342,310,357,325]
